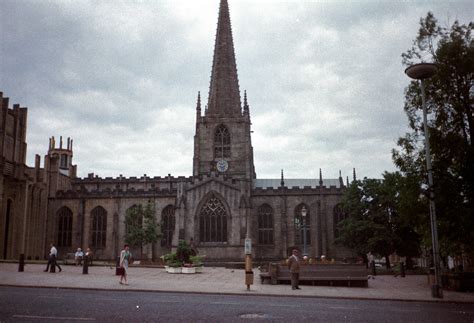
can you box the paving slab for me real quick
[1,263,473,303]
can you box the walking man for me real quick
[44,243,61,273]
[288,249,301,290]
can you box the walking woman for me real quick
[119,244,132,285]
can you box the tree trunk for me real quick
[385,255,391,269]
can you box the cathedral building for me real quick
[1,0,354,262]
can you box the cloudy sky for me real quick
[1,0,472,180]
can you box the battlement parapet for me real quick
[78,173,193,183]
[252,185,345,196]
[188,172,241,187]
[56,186,178,199]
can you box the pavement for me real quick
[0,263,473,303]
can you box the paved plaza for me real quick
[0,263,473,303]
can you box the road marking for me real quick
[329,306,359,310]
[268,304,301,308]
[389,309,419,313]
[210,302,242,305]
[13,314,95,321]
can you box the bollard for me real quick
[18,253,25,272]
[400,262,406,278]
[371,261,376,276]
[83,256,89,274]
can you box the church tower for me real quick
[193,0,255,180]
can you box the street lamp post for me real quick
[405,63,443,298]
[301,206,308,257]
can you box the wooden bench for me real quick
[260,263,368,287]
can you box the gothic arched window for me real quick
[199,193,227,242]
[91,206,107,249]
[333,204,347,238]
[258,204,274,244]
[57,207,73,247]
[214,125,231,159]
[161,205,175,247]
[294,204,311,245]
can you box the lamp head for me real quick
[405,63,437,80]
[301,205,307,217]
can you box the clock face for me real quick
[216,159,229,172]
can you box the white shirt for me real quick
[50,246,58,257]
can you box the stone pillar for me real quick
[280,192,288,258]
[321,199,327,256]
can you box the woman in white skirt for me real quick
[119,244,132,285]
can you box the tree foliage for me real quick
[394,13,474,255]
[336,173,422,268]
[125,202,161,254]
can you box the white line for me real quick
[13,314,95,321]
[329,306,359,310]
[268,304,301,308]
[389,309,419,313]
[210,302,242,305]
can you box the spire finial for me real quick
[346,176,349,187]
[353,167,356,182]
[196,91,201,111]
[319,168,323,186]
[280,169,285,187]
[243,90,249,115]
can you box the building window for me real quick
[57,207,73,247]
[199,193,227,242]
[214,125,231,159]
[333,204,347,238]
[258,204,274,244]
[91,206,107,249]
[294,204,311,245]
[161,205,175,247]
[60,154,68,169]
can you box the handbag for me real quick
[116,267,125,276]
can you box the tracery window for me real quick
[57,207,73,247]
[161,205,175,247]
[294,204,311,245]
[214,125,231,159]
[258,204,274,244]
[199,193,227,242]
[333,204,347,238]
[91,206,107,249]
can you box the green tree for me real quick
[336,173,422,268]
[395,13,474,257]
[125,202,161,260]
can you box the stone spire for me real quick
[280,169,285,187]
[353,167,357,182]
[207,0,241,117]
[319,168,323,186]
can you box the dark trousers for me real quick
[291,272,299,289]
[45,255,61,272]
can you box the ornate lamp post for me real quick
[301,206,308,257]
[405,62,443,298]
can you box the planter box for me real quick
[166,267,182,274]
[195,266,203,273]
[182,267,196,274]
